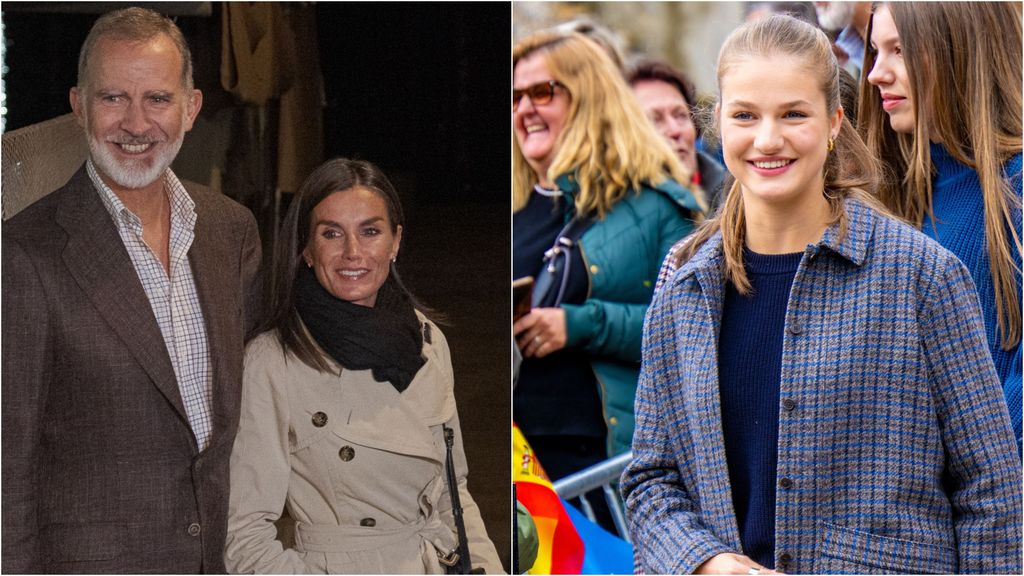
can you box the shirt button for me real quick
[187,523,201,537]
[782,398,796,411]
[779,477,794,489]
[312,411,328,427]
[786,323,804,335]
[589,264,599,274]
[339,445,355,461]
[360,517,376,527]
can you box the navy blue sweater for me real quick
[924,144,1022,453]
[718,249,802,568]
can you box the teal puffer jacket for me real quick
[555,172,702,456]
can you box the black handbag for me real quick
[531,212,596,309]
[439,425,483,574]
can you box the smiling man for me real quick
[2,7,261,573]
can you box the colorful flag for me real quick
[513,423,584,574]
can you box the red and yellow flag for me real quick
[513,423,584,575]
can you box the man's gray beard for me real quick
[88,133,183,190]
[815,3,855,32]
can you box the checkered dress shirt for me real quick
[88,161,213,451]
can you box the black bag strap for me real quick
[440,425,475,574]
[531,212,596,309]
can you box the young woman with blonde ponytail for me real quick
[623,15,1021,575]
[859,2,1022,452]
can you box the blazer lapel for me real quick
[187,187,240,450]
[56,168,189,424]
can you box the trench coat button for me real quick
[779,477,794,489]
[786,323,804,335]
[312,412,328,427]
[187,523,201,537]
[782,398,797,411]
[589,264,599,274]
[339,445,355,461]
[360,517,376,527]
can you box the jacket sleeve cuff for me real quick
[561,303,595,347]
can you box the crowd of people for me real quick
[514,2,1022,574]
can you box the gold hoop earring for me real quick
[828,137,835,153]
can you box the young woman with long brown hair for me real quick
[859,2,1022,451]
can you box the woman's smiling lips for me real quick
[338,268,369,280]
[749,157,796,176]
[880,92,907,111]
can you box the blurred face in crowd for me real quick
[718,54,841,209]
[632,78,698,176]
[814,2,856,32]
[866,5,914,133]
[71,33,201,192]
[303,187,402,308]
[513,52,571,186]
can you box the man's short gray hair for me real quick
[77,7,194,92]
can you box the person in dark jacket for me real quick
[628,58,727,211]
[2,7,261,573]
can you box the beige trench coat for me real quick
[225,317,503,574]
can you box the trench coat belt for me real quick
[293,512,458,555]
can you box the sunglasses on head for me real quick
[513,80,563,111]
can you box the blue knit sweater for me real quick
[924,144,1022,452]
[718,250,802,568]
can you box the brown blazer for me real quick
[1,166,261,574]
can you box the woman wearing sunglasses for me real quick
[512,29,702,523]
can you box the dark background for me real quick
[2,1,512,569]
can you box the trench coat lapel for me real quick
[333,339,454,464]
[56,168,189,424]
[675,234,743,551]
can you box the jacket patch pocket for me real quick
[816,522,956,574]
[42,522,126,563]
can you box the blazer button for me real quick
[782,398,796,411]
[187,523,201,537]
[786,323,804,335]
[360,517,376,527]
[778,552,793,566]
[609,416,618,426]
[779,477,794,489]
[339,445,355,461]
[312,411,328,427]
[589,264,599,274]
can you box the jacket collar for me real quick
[672,196,876,287]
[552,171,704,217]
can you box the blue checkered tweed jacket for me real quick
[622,198,1022,574]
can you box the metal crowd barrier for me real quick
[552,451,633,542]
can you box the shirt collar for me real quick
[87,159,197,233]
[673,196,875,285]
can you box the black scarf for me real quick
[295,266,425,392]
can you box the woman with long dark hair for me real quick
[224,159,502,574]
